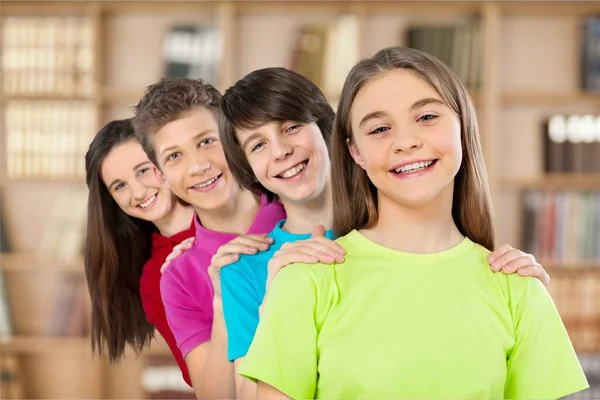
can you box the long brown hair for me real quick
[220,67,335,202]
[84,119,155,362]
[331,46,495,250]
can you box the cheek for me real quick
[112,193,131,211]
[248,156,269,182]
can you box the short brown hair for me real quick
[132,78,222,167]
[332,46,495,250]
[220,67,335,202]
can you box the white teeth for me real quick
[394,160,434,173]
[139,195,156,209]
[280,162,306,179]
[194,176,218,188]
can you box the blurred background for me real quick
[0,1,599,398]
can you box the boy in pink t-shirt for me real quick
[132,79,285,399]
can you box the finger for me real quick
[299,236,346,255]
[487,243,514,263]
[160,262,169,273]
[165,249,182,263]
[214,243,261,258]
[277,246,344,265]
[211,254,241,270]
[176,237,195,249]
[311,225,326,237]
[498,256,535,274]
[516,265,550,287]
[489,248,526,272]
[229,235,273,251]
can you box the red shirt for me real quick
[139,223,195,387]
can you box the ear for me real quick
[153,167,170,189]
[346,138,365,170]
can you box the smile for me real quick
[138,194,157,209]
[191,174,222,190]
[392,160,436,174]
[277,161,308,179]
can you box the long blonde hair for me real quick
[331,46,495,251]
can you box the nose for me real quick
[392,127,423,153]
[130,180,148,201]
[270,138,293,161]
[187,151,211,176]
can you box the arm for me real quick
[257,382,291,400]
[237,265,326,400]
[186,299,235,400]
[504,276,588,398]
[234,358,256,400]
[160,264,233,400]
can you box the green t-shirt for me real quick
[238,230,588,399]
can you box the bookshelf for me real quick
[1,1,599,398]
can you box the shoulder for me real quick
[273,261,336,293]
[161,245,211,292]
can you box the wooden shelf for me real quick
[101,88,145,105]
[1,178,87,187]
[499,2,600,16]
[0,335,90,354]
[546,265,600,274]
[501,91,600,107]
[0,253,84,273]
[498,174,600,190]
[0,93,95,102]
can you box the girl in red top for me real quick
[84,118,195,385]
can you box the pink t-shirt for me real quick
[160,195,286,357]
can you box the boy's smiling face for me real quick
[152,106,239,212]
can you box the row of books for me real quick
[162,24,221,87]
[522,191,600,264]
[406,22,483,90]
[544,114,600,173]
[289,14,360,98]
[582,16,600,92]
[1,16,95,95]
[4,101,96,179]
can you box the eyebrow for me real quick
[159,129,214,158]
[410,97,445,111]
[133,160,151,171]
[357,97,445,129]
[240,132,262,151]
[107,179,121,191]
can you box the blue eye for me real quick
[369,126,389,135]
[199,138,215,147]
[418,114,438,122]
[251,142,266,152]
[285,124,302,134]
[137,168,149,177]
[115,182,125,191]
[167,152,180,162]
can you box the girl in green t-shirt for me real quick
[237,47,589,399]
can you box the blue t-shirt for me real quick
[220,219,336,362]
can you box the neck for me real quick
[281,180,333,234]
[362,183,463,254]
[195,189,261,235]
[153,201,195,237]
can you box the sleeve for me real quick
[160,262,213,358]
[139,276,192,386]
[237,264,320,400]
[220,263,262,362]
[504,277,589,399]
